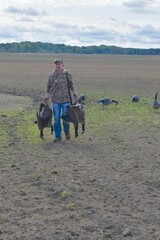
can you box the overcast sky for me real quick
[1,0,160,48]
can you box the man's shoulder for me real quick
[63,68,69,73]
[49,70,56,78]
[63,69,72,77]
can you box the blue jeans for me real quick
[52,102,70,139]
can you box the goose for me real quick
[35,102,53,139]
[61,94,86,138]
[97,98,118,106]
[61,104,85,138]
[152,93,160,109]
[132,95,140,103]
[74,93,86,105]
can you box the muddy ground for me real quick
[0,54,160,240]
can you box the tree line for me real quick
[0,41,160,55]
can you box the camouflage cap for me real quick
[54,58,63,64]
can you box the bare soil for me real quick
[0,54,160,240]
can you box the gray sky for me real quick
[1,0,160,48]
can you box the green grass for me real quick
[67,203,75,210]
[0,127,9,149]
[0,108,24,118]
[17,110,42,144]
[0,109,24,153]
[0,89,159,149]
[61,190,69,199]
[0,107,41,148]
[85,92,160,136]
[17,93,160,144]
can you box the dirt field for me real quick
[0,53,160,240]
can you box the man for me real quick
[44,58,78,142]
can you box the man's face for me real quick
[55,62,63,71]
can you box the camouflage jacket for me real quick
[46,68,75,103]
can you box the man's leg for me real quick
[53,102,62,140]
[62,102,70,139]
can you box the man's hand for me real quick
[44,97,49,104]
[44,91,50,103]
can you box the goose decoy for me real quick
[97,98,118,106]
[152,93,160,109]
[132,95,140,103]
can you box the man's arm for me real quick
[67,71,78,100]
[72,88,78,100]
[44,76,51,100]
[44,91,50,99]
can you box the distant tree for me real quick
[0,41,160,55]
